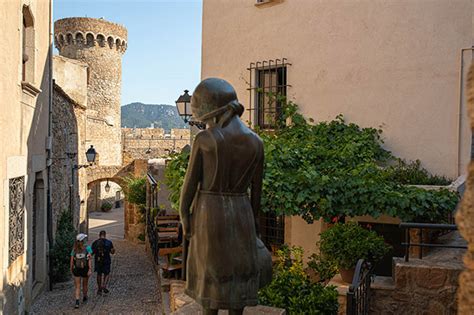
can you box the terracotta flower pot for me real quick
[339,267,355,283]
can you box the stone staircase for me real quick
[331,231,465,314]
[371,231,465,314]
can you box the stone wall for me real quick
[55,17,127,166]
[51,83,87,232]
[122,128,190,164]
[370,258,461,314]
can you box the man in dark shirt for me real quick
[92,230,115,294]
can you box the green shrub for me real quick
[124,176,146,206]
[164,150,190,212]
[124,176,147,222]
[50,210,77,283]
[307,253,338,284]
[319,222,391,269]
[258,246,338,315]
[164,98,459,223]
[101,201,112,212]
[384,159,452,185]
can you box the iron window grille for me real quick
[258,211,285,252]
[9,176,25,265]
[247,58,291,129]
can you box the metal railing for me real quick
[347,259,373,315]
[146,210,160,265]
[399,222,467,262]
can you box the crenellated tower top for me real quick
[54,17,127,53]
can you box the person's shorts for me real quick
[95,263,111,275]
[73,267,89,278]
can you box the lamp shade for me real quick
[175,90,192,122]
[85,145,97,163]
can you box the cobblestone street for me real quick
[32,209,162,314]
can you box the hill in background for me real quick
[121,102,188,131]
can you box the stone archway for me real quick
[83,159,148,242]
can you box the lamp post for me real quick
[175,89,206,130]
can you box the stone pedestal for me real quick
[169,280,286,315]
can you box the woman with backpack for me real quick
[70,233,93,309]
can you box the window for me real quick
[258,212,285,253]
[22,5,34,83]
[248,58,290,129]
[9,176,25,265]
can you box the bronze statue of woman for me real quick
[179,78,266,315]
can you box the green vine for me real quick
[164,150,190,213]
[164,98,459,223]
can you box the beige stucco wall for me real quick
[0,0,52,313]
[284,216,325,262]
[53,55,88,107]
[202,0,473,179]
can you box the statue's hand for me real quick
[182,216,191,239]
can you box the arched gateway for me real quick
[83,160,148,241]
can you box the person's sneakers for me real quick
[83,295,88,303]
[102,288,110,294]
[75,300,80,309]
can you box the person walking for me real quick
[92,230,115,294]
[70,233,93,309]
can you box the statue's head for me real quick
[191,78,243,123]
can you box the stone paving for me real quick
[32,233,162,314]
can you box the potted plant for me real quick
[101,201,113,212]
[319,222,391,283]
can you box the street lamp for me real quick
[85,145,97,164]
[69,145,98,215]
[175,89,206,130]
[105,180,111,193]
[175,89,192,123]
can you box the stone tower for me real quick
[54,17,127,166]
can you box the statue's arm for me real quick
[251,141,264,236]
[179,135,203,238]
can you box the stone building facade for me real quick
[53,17,128,232]
[0,1,52,313]
[52,17,178,242]
[51,55,88,231]
[55,17,127,166]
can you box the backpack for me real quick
[96,239,106,266]
[74,248,88,269]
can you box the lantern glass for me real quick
[175,89,192,122]
[105,180,111,193]
[176,101,187,117]
[85,145,97,163]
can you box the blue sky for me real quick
[54,0,203,106]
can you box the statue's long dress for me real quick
[184,125,262,310]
